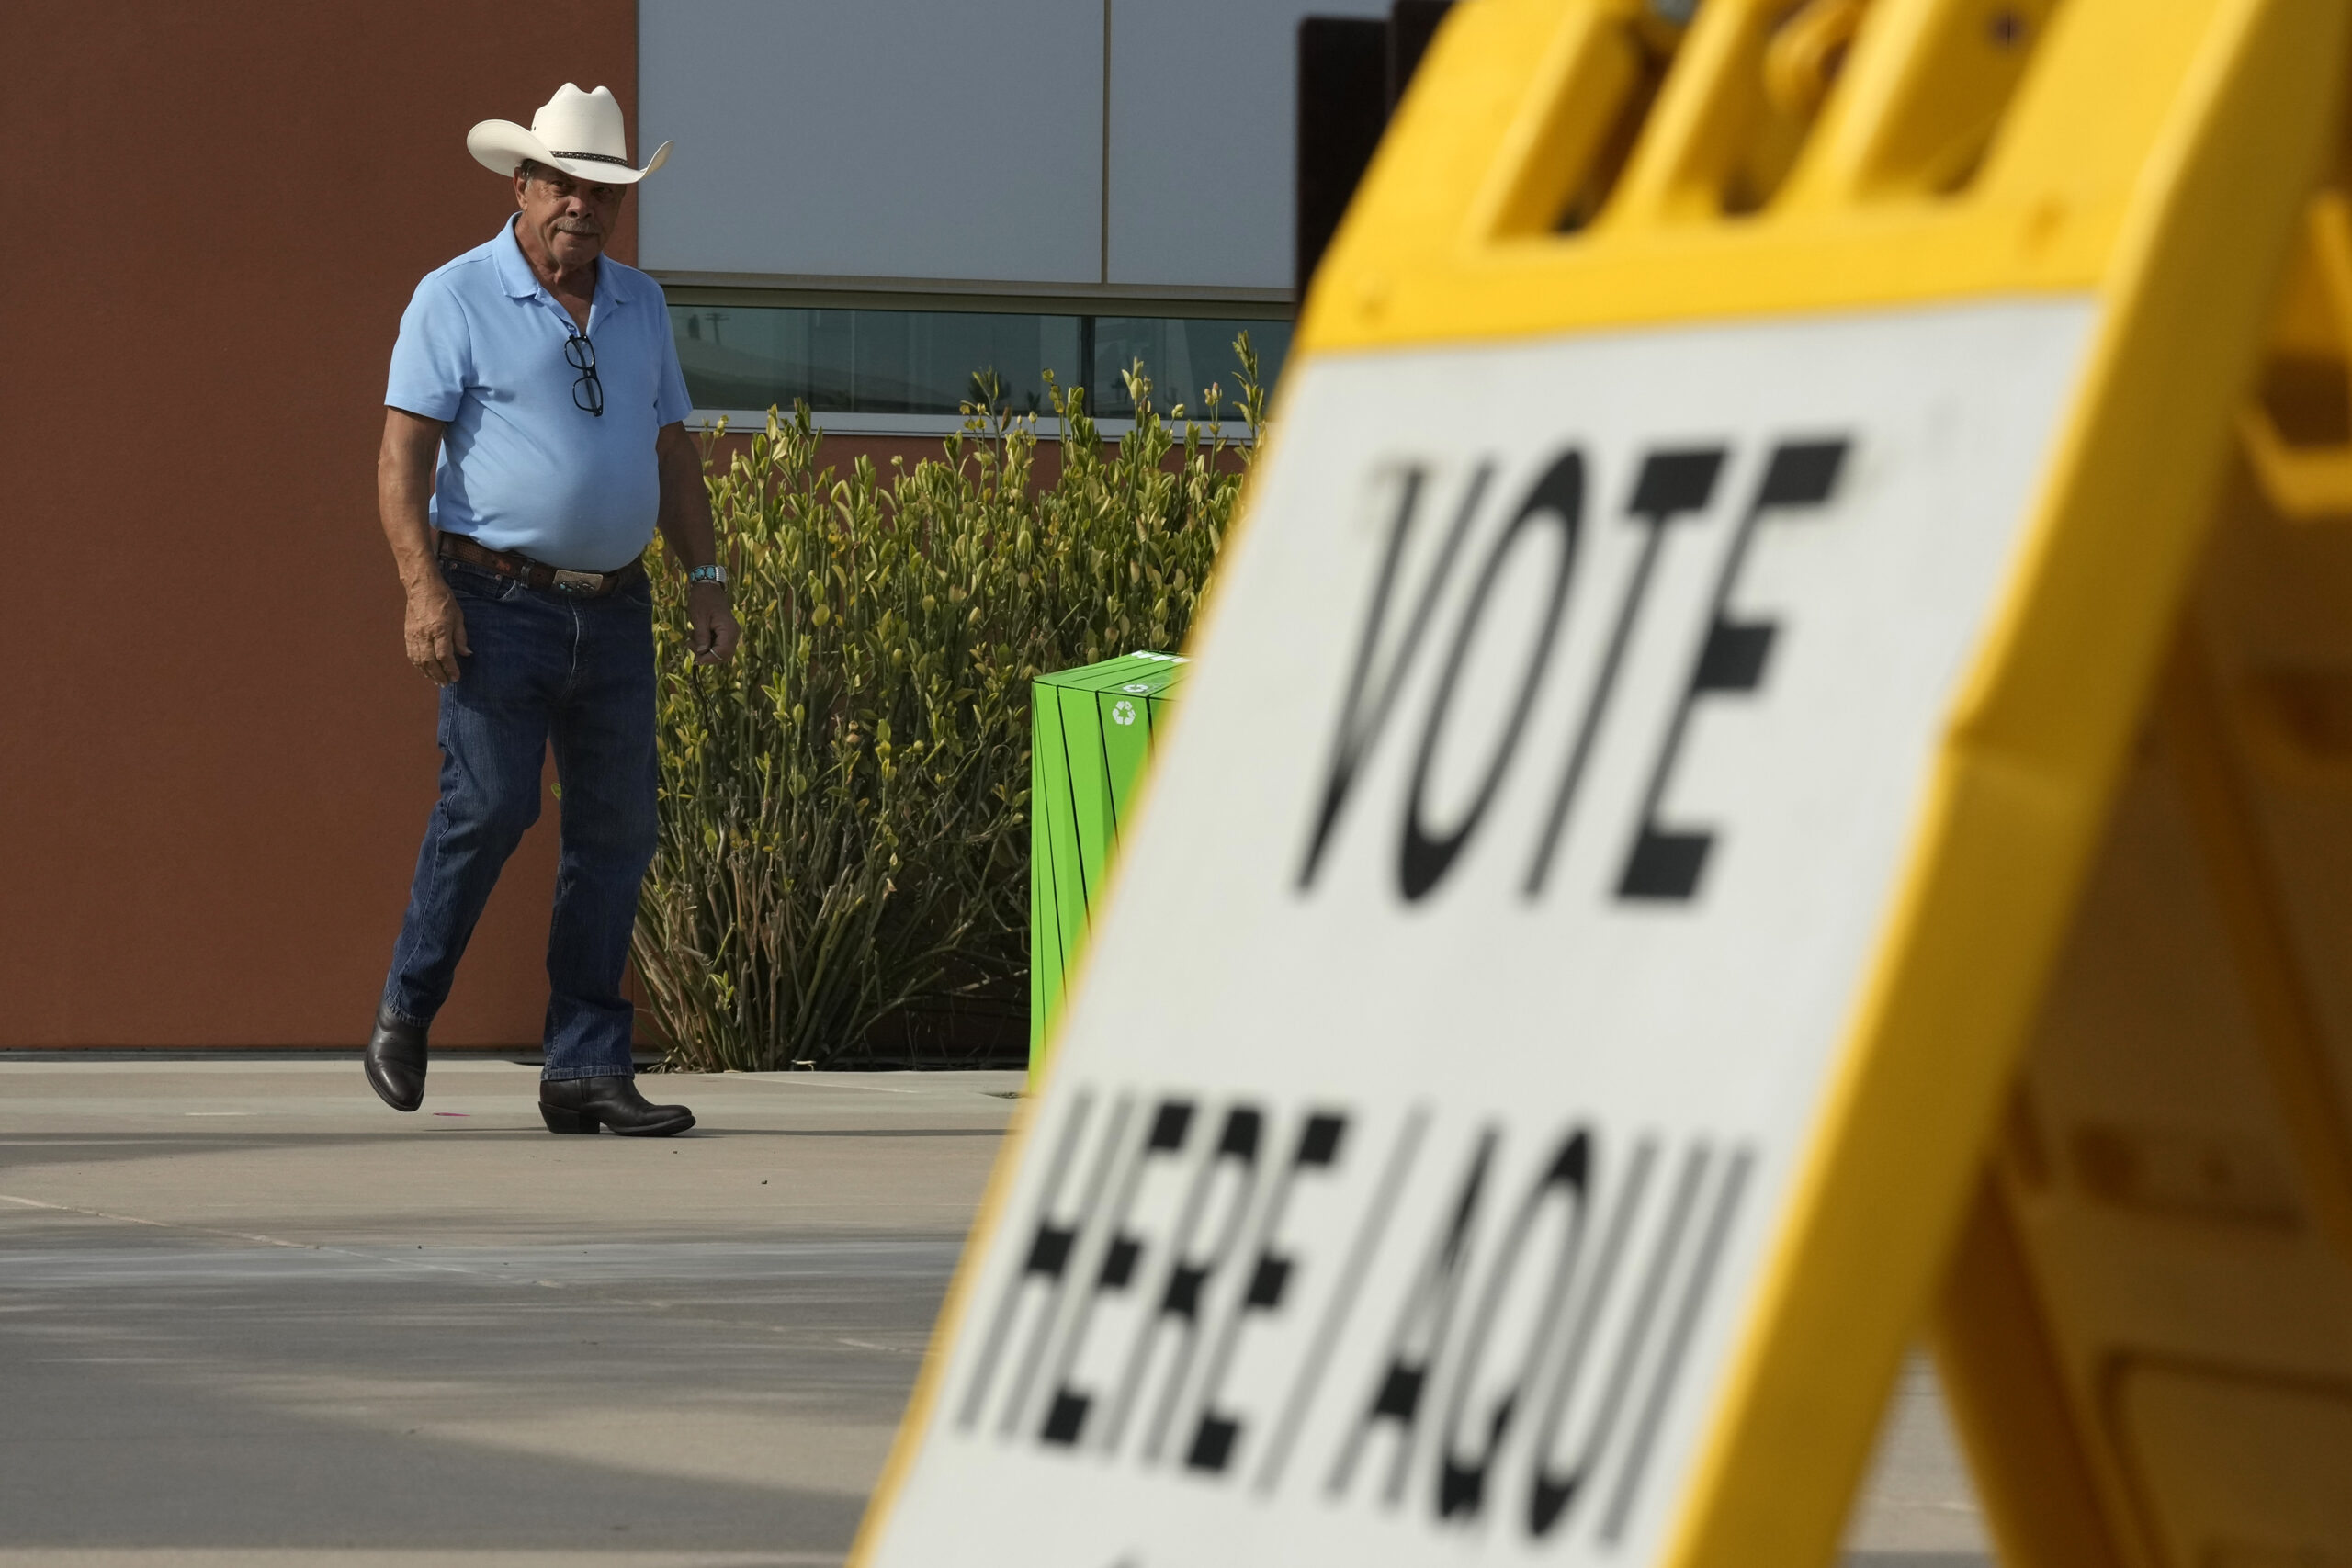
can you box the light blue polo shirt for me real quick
[386,218,692,571]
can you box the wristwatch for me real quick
[688,563,729,588]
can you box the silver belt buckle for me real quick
[551,569,604,596]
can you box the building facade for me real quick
[640,2,1385,439]
[0,2,1363,1047]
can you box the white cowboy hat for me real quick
[466,84,671,185]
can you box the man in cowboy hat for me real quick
[366,84,736,1135]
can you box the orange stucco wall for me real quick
[0,6,640,1044]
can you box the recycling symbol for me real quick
[1122,682,1152,693]
[1111,700,1137,727]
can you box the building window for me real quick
[666,295,1292,433]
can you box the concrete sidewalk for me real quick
[0,1060,1992,1566]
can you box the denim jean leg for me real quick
[380,580,557,1027]
[539,585,659,1080]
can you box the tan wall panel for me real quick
[0,4,639,1044]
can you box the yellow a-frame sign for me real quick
[854,2,2352,1565]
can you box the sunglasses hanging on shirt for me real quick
[565,331,604,416]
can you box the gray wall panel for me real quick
[1105,0,1386,292]
[640,0,1104,284]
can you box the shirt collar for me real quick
[493,216,538,299]
[492,215,630,315]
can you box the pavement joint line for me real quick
[0,1192,511,1280]
[711,1077,920,1095]
[0,1190,311,1250]
[0,1192,955,1345]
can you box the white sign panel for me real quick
[861,299,2097,1567]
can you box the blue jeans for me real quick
[381,558,658,1080]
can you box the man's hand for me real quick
[688,581,740,665]
[406,582,471,685]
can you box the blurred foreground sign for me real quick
[871,301,2082,1564]
[854,2,2349,1565]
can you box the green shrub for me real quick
[632,344,1264,1070]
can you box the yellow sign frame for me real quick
[1295,2,2351,1562]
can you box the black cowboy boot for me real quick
[538,1076,695,1136]
[364,1007,428,1112]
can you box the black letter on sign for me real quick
[956,1089,1127,1435]
[1256,1108,1430,1497]
[1526,1138,1699,1540]
[1299,464,1491,890]
[1523,450,1725,897]
[1400,452,1585,901]
[1617,440,1849,900]
[1599,1147,1754,1544]
[1038,1100,1194,1448]
[1182,1111,1348,1475]
[1327,1129,1498,1505]
[1112,1106,1265,1461]
[1434,1130,1593,1521]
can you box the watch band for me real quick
[687,563,729,587]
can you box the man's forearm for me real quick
[657,503,718,570]
[655,426,718,570]
[379,407,468,685]
[379,412,447,592]
[653,423,739,663]
[381,492,437,591]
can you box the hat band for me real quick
[549,149,628,166]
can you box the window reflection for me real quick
[670,304,1290,421]
[1086,317,1288,419]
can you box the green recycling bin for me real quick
[1030,651,1188,1077]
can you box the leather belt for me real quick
[437,533,644,598]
